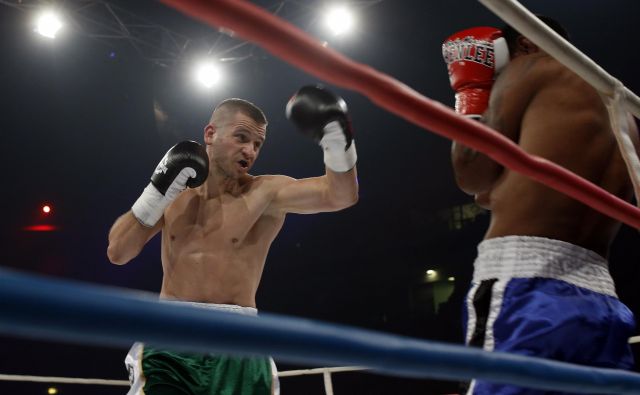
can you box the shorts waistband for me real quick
[160,300,258,316]
[473,236,617,297]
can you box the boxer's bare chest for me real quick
[164,188,273,251]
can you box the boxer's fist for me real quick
[286,85,357,172]
[150,141,209,196]
[132,141,209,227]
[442,26,509,118]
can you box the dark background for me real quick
[1,0,639,394]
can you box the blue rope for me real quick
[1,268,639,394]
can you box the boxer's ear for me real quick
[516,36,539,55]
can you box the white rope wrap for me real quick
[604,84,640,205]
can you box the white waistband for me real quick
[160,300,258,316]
[473,236,617,297]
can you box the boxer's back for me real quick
[484,54,634,257]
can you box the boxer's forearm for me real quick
[325,167,359,209]
[107,211,161,265]
[451,141,503,195]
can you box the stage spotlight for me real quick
[324,5,355,36]
[35,10,63,39]
[194,61,222,89]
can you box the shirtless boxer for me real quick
[442,17,638,394]
[107,85,359,395]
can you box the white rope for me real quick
[0,374,129,386]
[278,366,367,377]
[323,371,335,395]
[604,84,640,203]
[478,0,640,119]
[0,366,367,386]
[629,336,640,344]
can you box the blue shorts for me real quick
[464,236,635,395]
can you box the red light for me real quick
[42,205,51,214]
[23,224,58,232]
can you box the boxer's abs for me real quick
[159,248,265,307]
[159,193,285,306]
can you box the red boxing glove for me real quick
[442,26,509,118]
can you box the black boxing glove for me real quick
[131,140,209,227]
[286,85,357,172]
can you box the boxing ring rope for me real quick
[2,268,640,394]
[3,1,640,394]
[277,366,365,378]
[0,374,129,386]
[158,0,640,229]
[0,366,366,395]
[279,366,366,395]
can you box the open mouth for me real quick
[238,160,249,169]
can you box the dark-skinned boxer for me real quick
[442,18,637,395]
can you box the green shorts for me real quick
[125,302,278,395]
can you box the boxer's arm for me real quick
[107,211,163,265]
[107,141,208,265]
[451,140,502,195]
[452,54,545,194]
[267,168,358,214]
[268,85,358,214]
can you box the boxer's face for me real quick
[205,111,266,179]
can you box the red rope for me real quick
[159,0,640,229]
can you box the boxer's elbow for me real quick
[336,179,359,209]
[324,169,359,210]
[454,171,498,195]
[454,171,485,195]
[452,151,502,195]
[324,191,358,212]
[107,241,133,265]
[338,189,359,209]
[348,190,359,207]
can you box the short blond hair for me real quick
[210,98,267,126]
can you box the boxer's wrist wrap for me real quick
[320,121,357,172]
[131,183,170,227]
